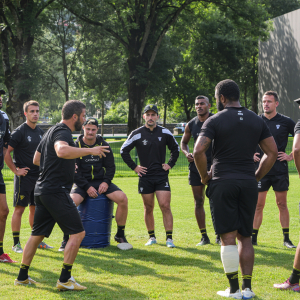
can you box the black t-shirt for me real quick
[9,123,44,177]
[200,107,272,181]
[34,123,75,195]
[256,113,295,175]
[187,113,213,172]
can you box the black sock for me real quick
[148,230,155,238]
[252,229,258,243]
[63,234,69,242]
[200,228,208,239]
[166,230,172,240]
[283,228,289,242]
[17,263,30,281]
[289,267,300,284]
[13,231,20,246]
[0,241,3,255]
[59,263,73,283]
[226,271,239,293]
[242,274,252,290]
[116,225,125,237]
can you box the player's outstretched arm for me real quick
[293,133,300,176]
[256,136,278,182]
[54,141,110,159]
[181,125,194,162]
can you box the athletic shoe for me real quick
[38,241,54,249]
[114,235,133,250]
[14,276,38,286]
[292,285,300,292]
[56,276,87,291]
[242,288,255,299]
[283,240,296,248]
[166,238,175,248]
[217,288,242,299]
[58,240,67,252]
[273,278,299,290]
[216,236,222,245]
[145,237,157,246]
[12,242,23,253]
[196,237,210,246]
[0,253,17,263]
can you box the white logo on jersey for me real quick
[276,125,280,129]
[158,137,162,141]
[142,139,148,145]
[140,187,143,192]
[165,182,169,187]
[27,136,31,142]
[39,135,42,139]
[258,181,261,188]
[91,155,93,158]
[240,117,243,120]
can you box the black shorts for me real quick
[189,169,203,186]
[32,192,84,237]
[138,175,171,194]
[206,179,258,237]
[70,180,121,198]
[0,172,5,194]
[13,175,37,207]
[258,174,289,192]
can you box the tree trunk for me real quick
[101,102,104,136]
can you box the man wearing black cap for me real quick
[121,104,180,248]
[0,89,15,263]
[59,118,133,251]
[252,91,296,248]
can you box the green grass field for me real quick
[1,175,300,299]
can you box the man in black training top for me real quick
[194,79,277,299]
[5,100,53,254]
[0,89,15,263]
[121,104,179,248]
[59,117,132,251]
[181,95,220,246]
[252,91,296,248]
[14,100,109,291]
[273,98,300,292]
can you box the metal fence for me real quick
[1,136,296,180]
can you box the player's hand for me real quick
[90,146,110,158]
[15,167,30,176]
[98,182,109,194]
[277,151,293,161]
[185,152,194,162]
[162,163,171,171]
[87,186,98,198]
[134,165,147,177]
[253,152,260,162]
[201,172,212,185]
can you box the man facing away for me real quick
[14,100,109,291]
[194,79,277,299]
[121,104,179,247]
[252,91,296,248]
[59,117,132,251]
[5,100,53,253]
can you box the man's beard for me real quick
[217,100,225,111]
[74,118,82,131]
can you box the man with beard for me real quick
[14,100,110,291]
[194,79,277,299]
[5,101,53,254]
[181,95,220,246]
[121,104,179,248]
[0,89,15,263]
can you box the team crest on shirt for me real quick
[276,125,280,129]
[142,139,148,145]
[27,136,31,142]
[158,137,162,141]
[165,182,169,187]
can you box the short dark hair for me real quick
[195,95,209,103]
[23,100,39,113]
[264,91,279,102]
[62,100,86,120]
[215,79,240,102]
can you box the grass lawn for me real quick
[1,175,300,299]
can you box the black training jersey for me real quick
[121,125,180,177]
[295,121,300,135]
[256,113,295,175]
[34,123,75,195]
[200,107,272,181]
[9,123,44,177]
[0,111,10,171]
[74,134,115,191]
[187,113,213,172]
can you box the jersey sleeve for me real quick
[295,121,300,135]
[53,129,72,144]
[120,131,140,170]
[258,119,272,143]
[102,141,115,184]
[8,128,22,149]
[288,118,296,137]
[163,128,180,168]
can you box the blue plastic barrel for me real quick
[78,194,114,248]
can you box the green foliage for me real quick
[104,101,129,124]
[49,110,62,124]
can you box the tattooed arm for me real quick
[193,135,212,185]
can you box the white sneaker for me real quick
[12,242,23,254]
[145,237,157,246]
[166,238,175,248]
[242,288,255,299]
[217,288,242,299]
